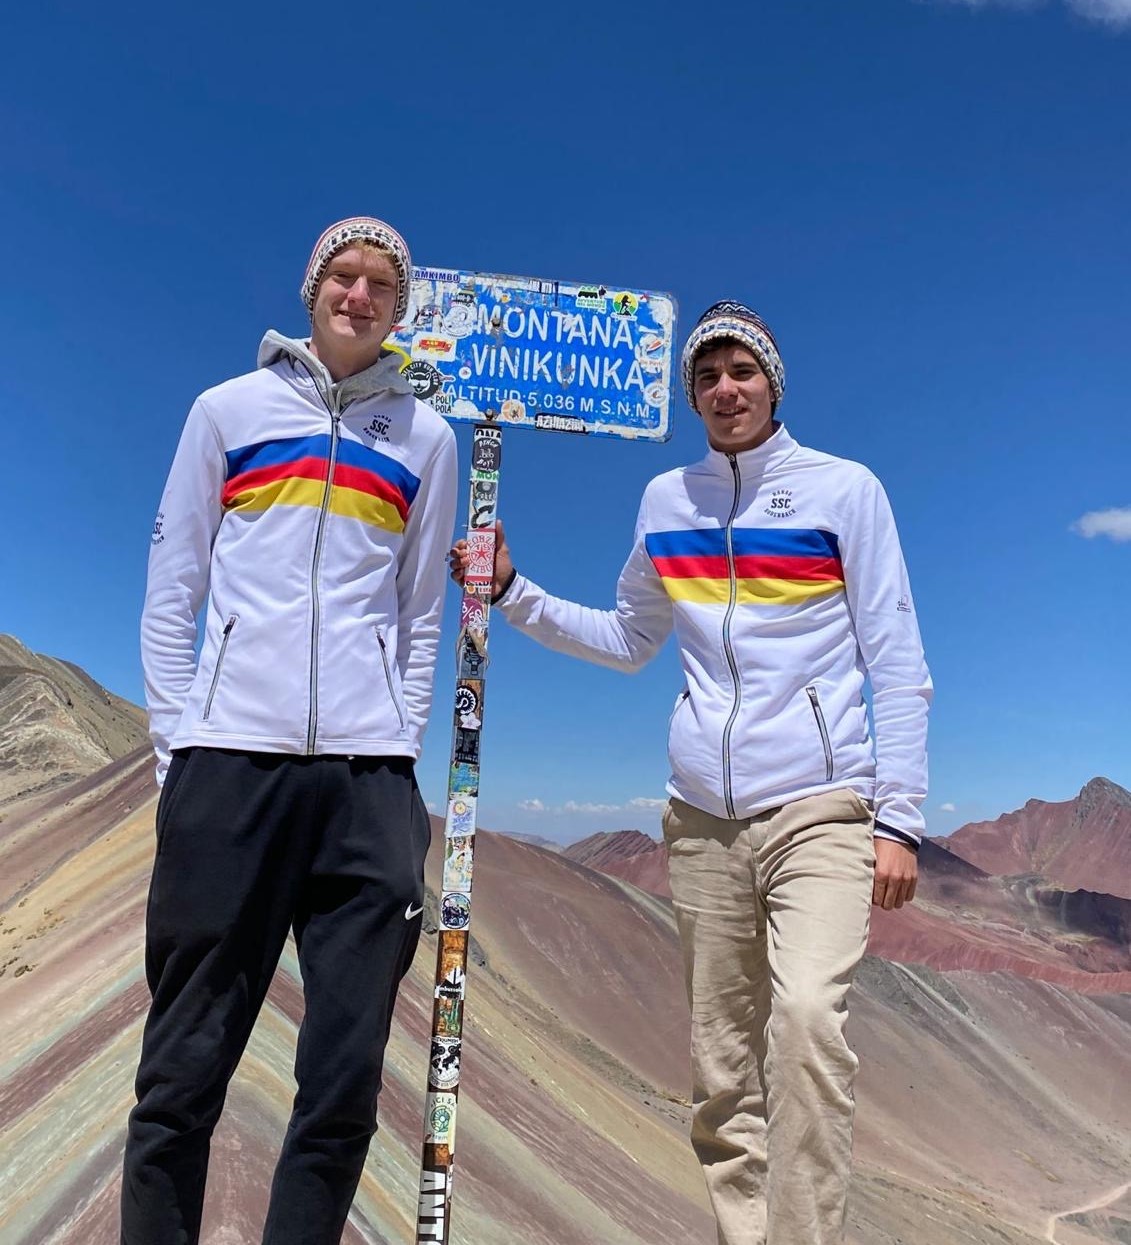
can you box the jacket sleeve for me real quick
[495,491,673,671]
[840,471,932,846]
[140,399,225,785]
[396,424,459,756]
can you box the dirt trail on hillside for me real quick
[1046,1180,1131,1242]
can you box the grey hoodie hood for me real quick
[257,330,413,407]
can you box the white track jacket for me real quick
[497,425,932,845]
[141,332,458,783]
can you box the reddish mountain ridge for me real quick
[869,837,1131,991]
[943,777,1131,900]
[568,787,1131,993]
[563,829,672,898]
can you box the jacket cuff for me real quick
[491,568,518,605]
[874,820,921,851]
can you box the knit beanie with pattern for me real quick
[300,217,412,323]
[681,300,785,411]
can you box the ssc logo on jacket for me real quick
[764,488,797,519]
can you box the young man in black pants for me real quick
[123,217,457,1244]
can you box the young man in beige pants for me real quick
[451,301,931,1244]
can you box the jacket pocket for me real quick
[202,615,239,721]
[376,627,407,731]
[668,688,690,730]
[155,749,193,851]
[805,686,834,783]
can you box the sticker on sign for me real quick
[388,269,676,441]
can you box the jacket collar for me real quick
[257,330,413,407]
[700,422,800,478]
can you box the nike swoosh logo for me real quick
[405,903,425,921]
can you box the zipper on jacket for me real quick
[203,615,238,721]
[306,390,342,753]
[669,688,690,727]
[376,627,407,731]
[806,686,834,782]
[720,456,744,819]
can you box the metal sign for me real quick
[387,267,676,442]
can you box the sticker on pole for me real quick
[443,836,474,894]
[445,794,476,838]
[425,1092,458,1148]
[440,892,472,930]
[388,268,677,441]
[429,1037,462,1090]
[417,1165,452,1240]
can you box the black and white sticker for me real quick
[429,1036,462,1089]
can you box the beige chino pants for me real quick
[662,789,875,1245]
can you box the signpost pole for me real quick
[414,421,503,1245]
[403,265,675,1242]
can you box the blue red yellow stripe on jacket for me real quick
[645,527,844,605]
[221,435,420,534]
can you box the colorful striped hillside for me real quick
[646,527,844,605]
[221,435,420,534]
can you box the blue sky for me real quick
[2,0,1128,842]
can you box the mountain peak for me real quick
[945,776,1131,901]
[0,635,148,811]
[1078,776,1131,813]
[567,828,656,860]
[562,829,671,899]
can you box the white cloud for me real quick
[1072,507,1131,542]
[925,0,1131,26]
[940,802,957,812]
[1067,0,1131,23]
[933,0,1041,8]
[516,795,667,816]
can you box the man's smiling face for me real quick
[692,341,777,453]
[310,245,399,368]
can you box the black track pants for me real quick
[120,748,430,1245]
